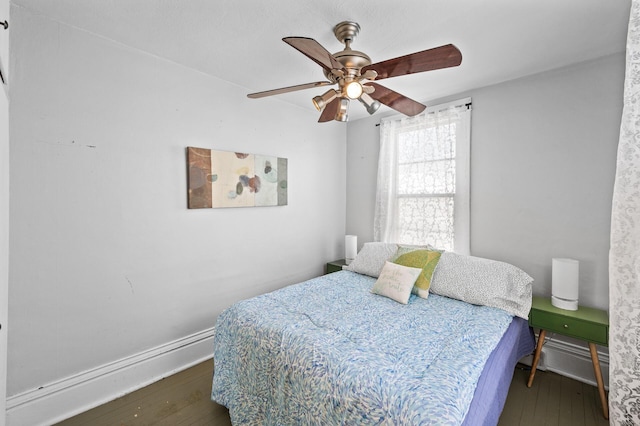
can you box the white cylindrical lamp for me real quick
[345,235,357,265]
[551,258,579,311]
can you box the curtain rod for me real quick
[375,101,472,127]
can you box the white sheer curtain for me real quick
[374,100,470,254]
[609,1,640,423]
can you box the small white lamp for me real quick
[345,235,357,265]
[551,258,579,311]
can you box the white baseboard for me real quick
[6,327,216,426]
[520,332,609,389]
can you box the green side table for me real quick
[326,259,347,274]
[527,296,609,419]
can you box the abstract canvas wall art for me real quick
[187,147,288,209]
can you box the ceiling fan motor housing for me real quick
[325,49,371,82]
[333,49,371,73]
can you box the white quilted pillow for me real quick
[345,242,399,277]
[429,252,533,319]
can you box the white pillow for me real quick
[371,261,423,304]
[345,242,399,277]
[429,252,533,319]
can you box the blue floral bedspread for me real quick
[211,271,513,425]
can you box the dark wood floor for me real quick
[56,360,608,426]
[499,365,608,426]
[55,360,231,426]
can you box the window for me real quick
[374,98,471,254]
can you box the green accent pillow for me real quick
[391,247,442,299]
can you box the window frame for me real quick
[375,98,471,254]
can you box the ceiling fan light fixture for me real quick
[312,89,338,111]
[335,98,350,122]
[344,80,363,99]
[358,92,381,115]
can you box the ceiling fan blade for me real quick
[318,97,340,123]
[366,82,426,116]
[247,81,334,99]
[362,44,462,80]
[283,37,344,73]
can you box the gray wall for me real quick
[8,6,346,397]
[346,53,625,311]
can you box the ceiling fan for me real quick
[247,21,462,123]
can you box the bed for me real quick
[211,243,535,425]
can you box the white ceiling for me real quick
[14,0,632,120]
